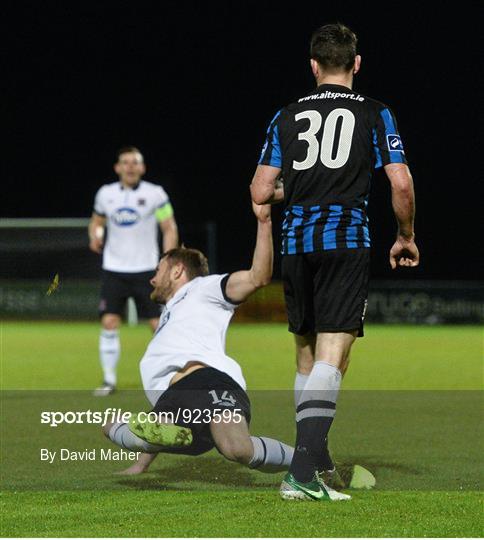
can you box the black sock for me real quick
[317,437,334,472]
[289,361,341,483]
[289,414,335,483]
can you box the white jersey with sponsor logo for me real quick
[140,274,246,405]
[94,180,169,273]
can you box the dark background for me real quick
[4,1,481,279]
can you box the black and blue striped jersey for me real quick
[258,84,407,255]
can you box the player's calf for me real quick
[210,418,294,472]
[210,418,253,464]
[215,435,253,465]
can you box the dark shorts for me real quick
[151,367,251,456]
[281,248,370,337]
[99,270,161,319]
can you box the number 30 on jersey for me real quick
[293,108,355,170]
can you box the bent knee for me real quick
[217,438,252,464]
[102,314,121,330]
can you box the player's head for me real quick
[310,23,360,79]
[114,146,146,186]
[150,247,209,303]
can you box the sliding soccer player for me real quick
[102,201,350,500]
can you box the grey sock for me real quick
[294,372,309,408]
[249,436,294,473]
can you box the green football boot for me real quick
[280,472,351,501]
[128,413,193,447]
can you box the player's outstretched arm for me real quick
[250,164,284,205]
[384,163,420,269]
[88,212,106,254]
[224,202,273,303]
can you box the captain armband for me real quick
[155,202,174,222]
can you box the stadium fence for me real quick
[0,218,482,324]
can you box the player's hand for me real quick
[252,201,271,223]
[389,235,419,269]
[89,238,104,254]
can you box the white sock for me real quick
[249,436,294,473]
[297,360,341,408]
[294,372,309,408]
[99,329,120,386]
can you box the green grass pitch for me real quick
[0,322,482,537]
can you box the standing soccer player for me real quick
[251,23,419,500]
[89,146,178,396]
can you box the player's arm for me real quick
[250,165,284,205]
[224,202,273,303]
[384,163,419,269]
[252,109,285,204]
[159,215,178,252]
[156,202,178,252]
[88,212,106,254]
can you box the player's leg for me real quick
[292,330,356,473]
[95,309,122,395]
[295,331,353,474]
[290,249,369,493]
[103,420,192,452]
[281,255,316,408]
[99,313,122,389]
[209,417,293,473]
[94,271,128,396]
[283,250,370,499]
[294,333,315,407]
[103,418,159,475]
[283,254,334,478]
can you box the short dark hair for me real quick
[116,146,143,161]
[163,247,209,280]
[310,23,357,72]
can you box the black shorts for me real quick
[150,367,251,456]
[281,248,370,337]
[99,270,161,319]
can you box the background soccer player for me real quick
[251,23,419,500]
[88,146,178,396]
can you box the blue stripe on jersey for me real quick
[303,206,322,252]
[259,110,282,167]
[287,220,303,254]
[270,124,282,167]
[346,209,362,248]
[372,128,382,168]
[281,214,288,255]
[271,109,282,126]
[363,225,370,248]
[322,205,343,250]
[286,205,303,254]
[380,109,405,164]
[380,108,396,133]
[281,205,370,254]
